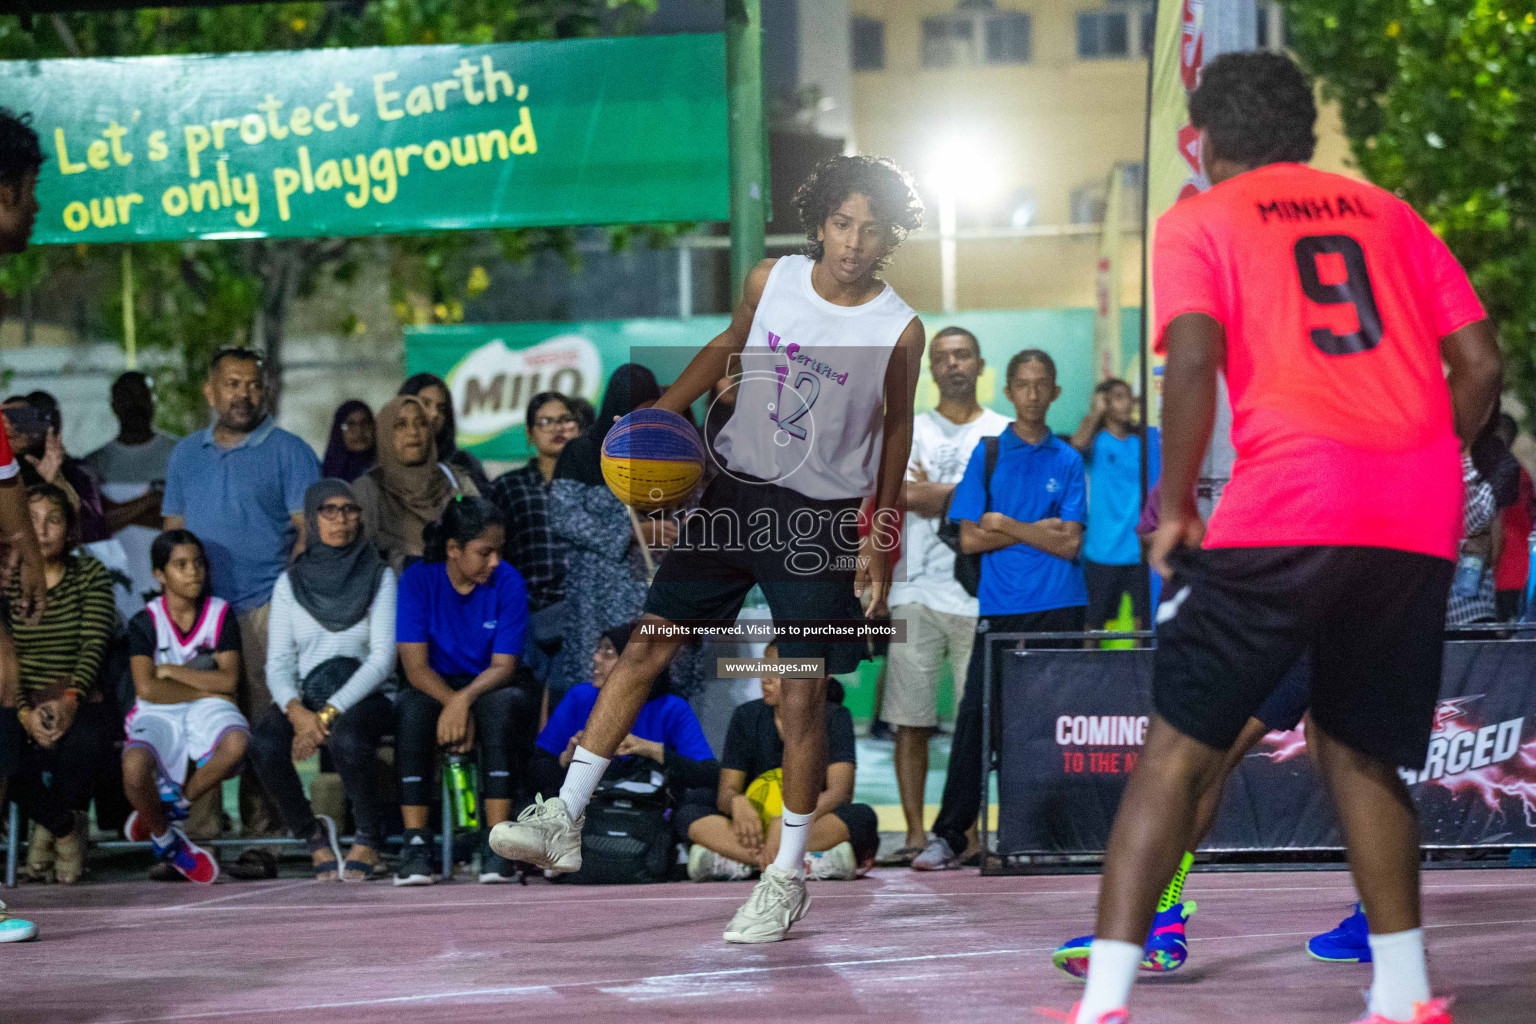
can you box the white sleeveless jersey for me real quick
[713,255,917,500]
[145,595,230,667]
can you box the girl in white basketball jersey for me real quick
[121,530,249,883]
[494,156,926,943]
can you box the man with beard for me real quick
[162,347,319,847]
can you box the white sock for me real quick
[772,809,814,875]
[1076,939,1141,1023]
[557,746,610,819]
[1367,928,1431,1021]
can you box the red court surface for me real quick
[9,867,1533,1024]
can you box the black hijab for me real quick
[554,363,663,487]
[288,479,388,632]
[321,400,375,483]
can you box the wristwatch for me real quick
[316,704,340,729]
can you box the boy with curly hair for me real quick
[495,156,926,943]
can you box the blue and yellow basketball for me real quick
[600,408,706,511]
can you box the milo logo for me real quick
[447,334,601,446]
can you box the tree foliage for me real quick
[1285,0,1536,417]
[0,1,659,429]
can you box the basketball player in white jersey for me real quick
[494,156,926,942]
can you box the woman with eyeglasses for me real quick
[488,392,581,661]
[320,400,376,483]
[249,479,397,882]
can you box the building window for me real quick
[923,4,1032,68]
[985,12,1032,64]
[852,17,885,71]
[1079,3,1155,60]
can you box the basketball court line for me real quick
[90,916,1536,1024]
[22,877,1534,916]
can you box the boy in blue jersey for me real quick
[911,349,1089,871]
[1071,378,1160,632]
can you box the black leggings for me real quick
[248,693,392,851]
[396,680,536,808]
[11,700,114,837]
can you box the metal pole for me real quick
[677,241,694,320]
[121,248,137,370]
[939,185,958,314]
[725,0,767,302]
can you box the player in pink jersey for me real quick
[1064,54,1502,1024]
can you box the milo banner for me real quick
[406,310,1141,463]
[4,35,728,244]
[995,641,1536,856]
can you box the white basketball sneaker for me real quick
[488,796,584,873]
[723,864,810,943]
[806,841,859,880]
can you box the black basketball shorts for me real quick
[1153,545,1452,769]
[645,471,869,675]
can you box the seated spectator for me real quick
[320,400,377,483]
[2,393,109,543]
[354,396,478,572]
[8,484,119,883]
[488,391,581,708]
[394,496,532,886]
[676,644,877,883]
[531,621,717,805]
[400,373,490,493]
[121,530,248,885]
[249,480,396,882]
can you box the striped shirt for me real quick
[7,553,117,707]
[488,462,565,611]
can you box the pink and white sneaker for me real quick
[1352,997,1454,1024]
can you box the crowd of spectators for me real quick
[0,322,1528,889]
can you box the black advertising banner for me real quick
[996,640,1536,854]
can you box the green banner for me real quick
[5,35,728,244]
[407,309,1139,463]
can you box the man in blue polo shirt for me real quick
[911,349,1087,871]
[164,347,320,840]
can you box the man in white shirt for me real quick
[884,327,1010,860]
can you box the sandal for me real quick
[876,845,926,868]
[23,822,55,883]
[53,813,86,885]
[226,848,278,881]
[307,815,343,882]
[341,850,383,882]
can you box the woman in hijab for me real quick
[353,395,479,572]
[320,400,376,482]
[249,479,398,881]
[399,373,490,493]
[549,364,705,702]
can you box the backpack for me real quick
[936,435,1001,598]
[563,763,676,885]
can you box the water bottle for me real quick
[445,754,479,830]
[1451,552,1485,599]
[1524,529,1536,622]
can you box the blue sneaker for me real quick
[1051,901,1197,979]
[0,899,37,943]
[1307,903,1372,963]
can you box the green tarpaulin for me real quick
[406,308,1144,462]
[5,35,729,244]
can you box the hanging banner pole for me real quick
[1094,161,1125,383]
[121,247,136,370]
[725,0,767,303]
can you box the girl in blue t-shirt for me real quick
[532,621,717,798]
[394,496,533,886]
